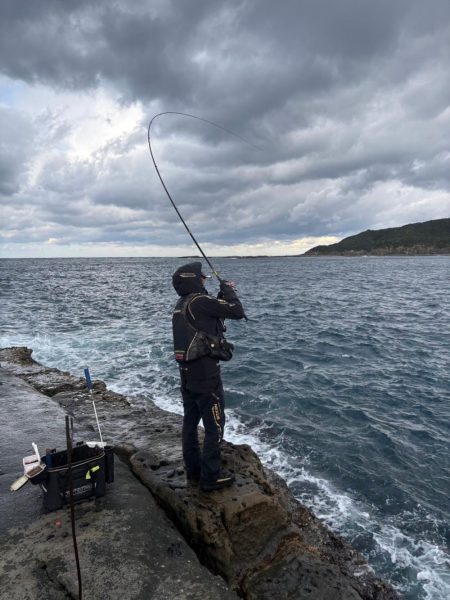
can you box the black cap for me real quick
[172,262,209,296]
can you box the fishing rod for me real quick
[66,416,82,600]
[147,111,258,282]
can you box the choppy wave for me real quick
[1,256,449,600]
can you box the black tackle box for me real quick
[31,443,114,511]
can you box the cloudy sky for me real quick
[1,0,449,257]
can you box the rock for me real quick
[0,365,237,600]
[127,443,398,599]
[0,348,400,599]
[0,459,237,599]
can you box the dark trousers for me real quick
[180,372,225,483]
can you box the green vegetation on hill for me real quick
[304,218,450,256]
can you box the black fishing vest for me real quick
[172,293,233,363]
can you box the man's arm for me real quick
[191,282,245,320]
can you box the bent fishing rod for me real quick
[147,111,258,283]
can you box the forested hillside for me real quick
[303,218,450,256]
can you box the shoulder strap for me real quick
[180,293,203,332]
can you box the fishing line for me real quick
[147,111,258,280]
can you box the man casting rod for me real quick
[147,111,258,283]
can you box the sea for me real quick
[1,256,449,600]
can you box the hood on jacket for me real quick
[172,262,208,296]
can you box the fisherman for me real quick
[172,262,245,491]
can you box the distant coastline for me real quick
[302,217,450,257]
[2,217,450,260]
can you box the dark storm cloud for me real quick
[1,0,449,254]
[0,0,210,102]
[2,0,448,113]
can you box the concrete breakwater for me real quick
[0,347,399,599]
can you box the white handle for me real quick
[32,443,41,462]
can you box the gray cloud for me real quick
[1,0,449,254]
[0,107,34,195]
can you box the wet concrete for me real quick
[0,369,76,534]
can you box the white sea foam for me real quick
[151,392,183,416]
[373,526,450,599]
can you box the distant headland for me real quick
[302,218,450,256]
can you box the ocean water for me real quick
[1,256,449,599]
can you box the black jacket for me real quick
[172,262,245,382]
